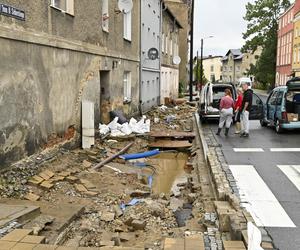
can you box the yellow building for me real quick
[202,56,223,82]
[293,11,300,76]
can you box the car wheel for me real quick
[260,119,267,127]
[275,120,283,134]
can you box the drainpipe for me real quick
[159,0,164,105]
[139,0,142,115]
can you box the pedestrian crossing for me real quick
[228,147,300,228]
[229,165,296,228]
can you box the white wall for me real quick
[161,66,179,103]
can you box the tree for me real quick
[243,0,291,88]
[193,58,208,85]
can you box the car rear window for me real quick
[213,86,234,100]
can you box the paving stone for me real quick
[50,176,65,182]
[74,184,88,193]
[1,229,33,242]
[58,171,71,177]
[39,181,54,190]
[223,240,246,249]
[38,172,51,181]
[0,240,17,249]
[43,170,55,178]
[24,193,40,201]
[21,235,46,244]
[82,160,92,168]
[65,176,78,183]
[28,176,44,185]
[11,242,37,250]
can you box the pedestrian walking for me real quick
[240,83,253,137]
[216,89,235,136]
[234,88,243,134]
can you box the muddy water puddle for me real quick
[148,152,189,194]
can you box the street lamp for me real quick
[199,36,214,91]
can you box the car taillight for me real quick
[282,111,288,121]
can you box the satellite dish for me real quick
[118,0,133,13]
[173,56,181,65]
[148,48,159,60]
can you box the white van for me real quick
[238,77,252,89]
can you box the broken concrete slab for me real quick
[0,241,17,249]
[0,229,33,242]
[21,235,46,244]
[10,242,37,250]
[0,204,40,227]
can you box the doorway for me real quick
[100,70,110,124]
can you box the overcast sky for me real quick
[194,0,254,57]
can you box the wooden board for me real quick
[149,131,195,139]
[149,140,192,149]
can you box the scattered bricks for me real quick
[58,171,71,177]
[1,229,33,242]
[24,193,40,202]
[38,172,51,181]
[11,242,37,250]
[44,170,54,178]
[101,212,115,222]
[84,191,98,197]
[39,181,54,190]
[131,220,146,231]
[74,184,88,193]
[0,241,17,249]
[82,160,92,168]
[99,241,115,247]
[223,241,246,249]
[65,176,78,184]
[261,242,274,249]
[21,235,46,244]
[50,176,65,182]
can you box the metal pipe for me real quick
[189,0,195,102]
[200,38,203,90]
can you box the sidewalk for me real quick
[253,88,269,96]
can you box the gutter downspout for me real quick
[159,0,164,105]
[139,0,142,115]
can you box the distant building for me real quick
[202,56,223,82]
[293,1,300,77]
[242,47,263,80]
[276,3,294,86]
[164,0,191,87]
[221,49,243,83]
[160,5,182,103]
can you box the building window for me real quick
[51,0,74,15]
[210,65,214,72]
[237,66,240,72]
[123,11,132,41]
[123,71,131,102]
[165,35,168,55]
[170,37,173,56]
[162,33,165,53]
[102,0,109,32]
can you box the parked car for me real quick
[198,82,264,123]
[260,78,300,133]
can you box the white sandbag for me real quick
[108,117,119,130]
[120,122,132,135]
[99,124,110,135]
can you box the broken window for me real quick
[123,71,132,102]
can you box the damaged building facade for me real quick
[0,0,140,166]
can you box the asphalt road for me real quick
[204,114,300,249]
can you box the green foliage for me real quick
[193,59,208,84]
[178,81,185,98]
[243,0,291,87]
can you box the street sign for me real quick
[148,48,159,60]
[0,4,25,21]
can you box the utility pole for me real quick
[200,38,203,91]
[189,0,194,102]
[196,50,199,90]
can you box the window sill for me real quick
[123,38,132,43]
[50,5,74,17]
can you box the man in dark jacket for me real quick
[240,83,253,137]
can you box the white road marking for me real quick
[270,148,300,152]
[233,148,264,152]
[277,165,300,191]
[229,165,296,228]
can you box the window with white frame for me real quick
[170,37,173,56]
[162,33,165,53]
[123,11,132,41]
[102,0,109,32]
[51,0,74,15]
[165,35,168,55]
[123,71,131,102]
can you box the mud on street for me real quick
[0,102,243,250]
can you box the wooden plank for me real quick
[149,131,195,139]
[149,140,192,149]
[164,238,184,250]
